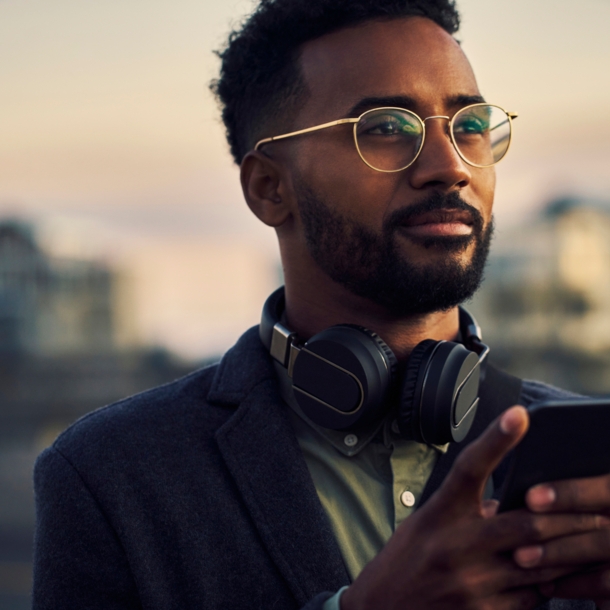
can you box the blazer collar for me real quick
[210,327,350,604]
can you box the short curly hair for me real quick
[211,0,461,165]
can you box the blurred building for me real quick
[470,196,610,394]
[0,219,136,355]
[0,219,198,610]
[0,218,115,353]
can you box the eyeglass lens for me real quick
[354,105,511,171]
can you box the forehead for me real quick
[298,16,480,120]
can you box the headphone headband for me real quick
[260,286,489,442]
[260,286,487,364]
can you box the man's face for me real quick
[280,17,496,314]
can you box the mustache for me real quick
[384,191,485,234]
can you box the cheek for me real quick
[295,141,401,225]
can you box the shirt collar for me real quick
[274,360,448,457]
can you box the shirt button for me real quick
[343,434,358,447]
[400,490,415,507]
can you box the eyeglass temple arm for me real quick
[254,118,358,151]
[487,112,518,134]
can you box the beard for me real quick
[296,183,494,316]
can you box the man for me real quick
[33,1,610,609]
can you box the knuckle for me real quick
[571,512,599,533]
[563,479,582,506]
[525,515,546,541]
[488,512,533,546]
[512,514,545,542]
[591,513,610,532]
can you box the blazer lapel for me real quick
[211,328,350,605]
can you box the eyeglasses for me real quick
[255,103,518,172]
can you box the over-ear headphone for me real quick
[259,287,490,445]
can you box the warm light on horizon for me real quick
[1,0,609,357]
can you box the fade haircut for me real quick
[211,0,461,165]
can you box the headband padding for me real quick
[397,339,438,442]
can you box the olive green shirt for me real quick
[274,359,447,610]
[288,406,446,580]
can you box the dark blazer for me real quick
[32,327,593,609]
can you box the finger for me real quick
[482,586,545,610]
[437,406,529,512]
[515,527,610,568]
[527,474,610,514]
[482,557,573,593]
[488,510,610,552]
[539,565,610,600]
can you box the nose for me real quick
[408,117,471,191]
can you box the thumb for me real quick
[432,406,529,516]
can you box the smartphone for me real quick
[498,399,610,512]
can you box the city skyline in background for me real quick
[1,0,610,358]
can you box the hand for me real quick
[340,406,608,610]
[513,475,610,607]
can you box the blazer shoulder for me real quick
[520,379,584,407]
[50,362,232,462]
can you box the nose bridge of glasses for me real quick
[418,114,468,169]
[421,115,452,139]
[422,115,450,123]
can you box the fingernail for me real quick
[481,499,500,518]
[500,407,525,434]
[527,484,556,511]
[515,545,543,568]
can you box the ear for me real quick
[240,150,293,227]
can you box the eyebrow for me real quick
[346,93,487,117]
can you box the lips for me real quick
[403,208,475,228]
[385,192,484,242]
[395,207,475,238]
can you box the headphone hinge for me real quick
[287,343,301,378]
[270,322,297,368]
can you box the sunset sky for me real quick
[1,0,609,357]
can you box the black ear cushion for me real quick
[341,324,399,385]
[398,339,438,440]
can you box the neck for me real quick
[283,271,460,362]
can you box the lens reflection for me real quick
[452,105,511,167]
[355,108,424,172]
[354,104,512,171]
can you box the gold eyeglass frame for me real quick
[254,103,518,172]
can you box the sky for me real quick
[1,0,609,357]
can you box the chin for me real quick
[399,234,476,268]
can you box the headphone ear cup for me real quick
[291,324,398,430]
[397,339,438,442]
[399,340,482,445]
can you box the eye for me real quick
[453,113,490,135]
[358,111,421,137]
